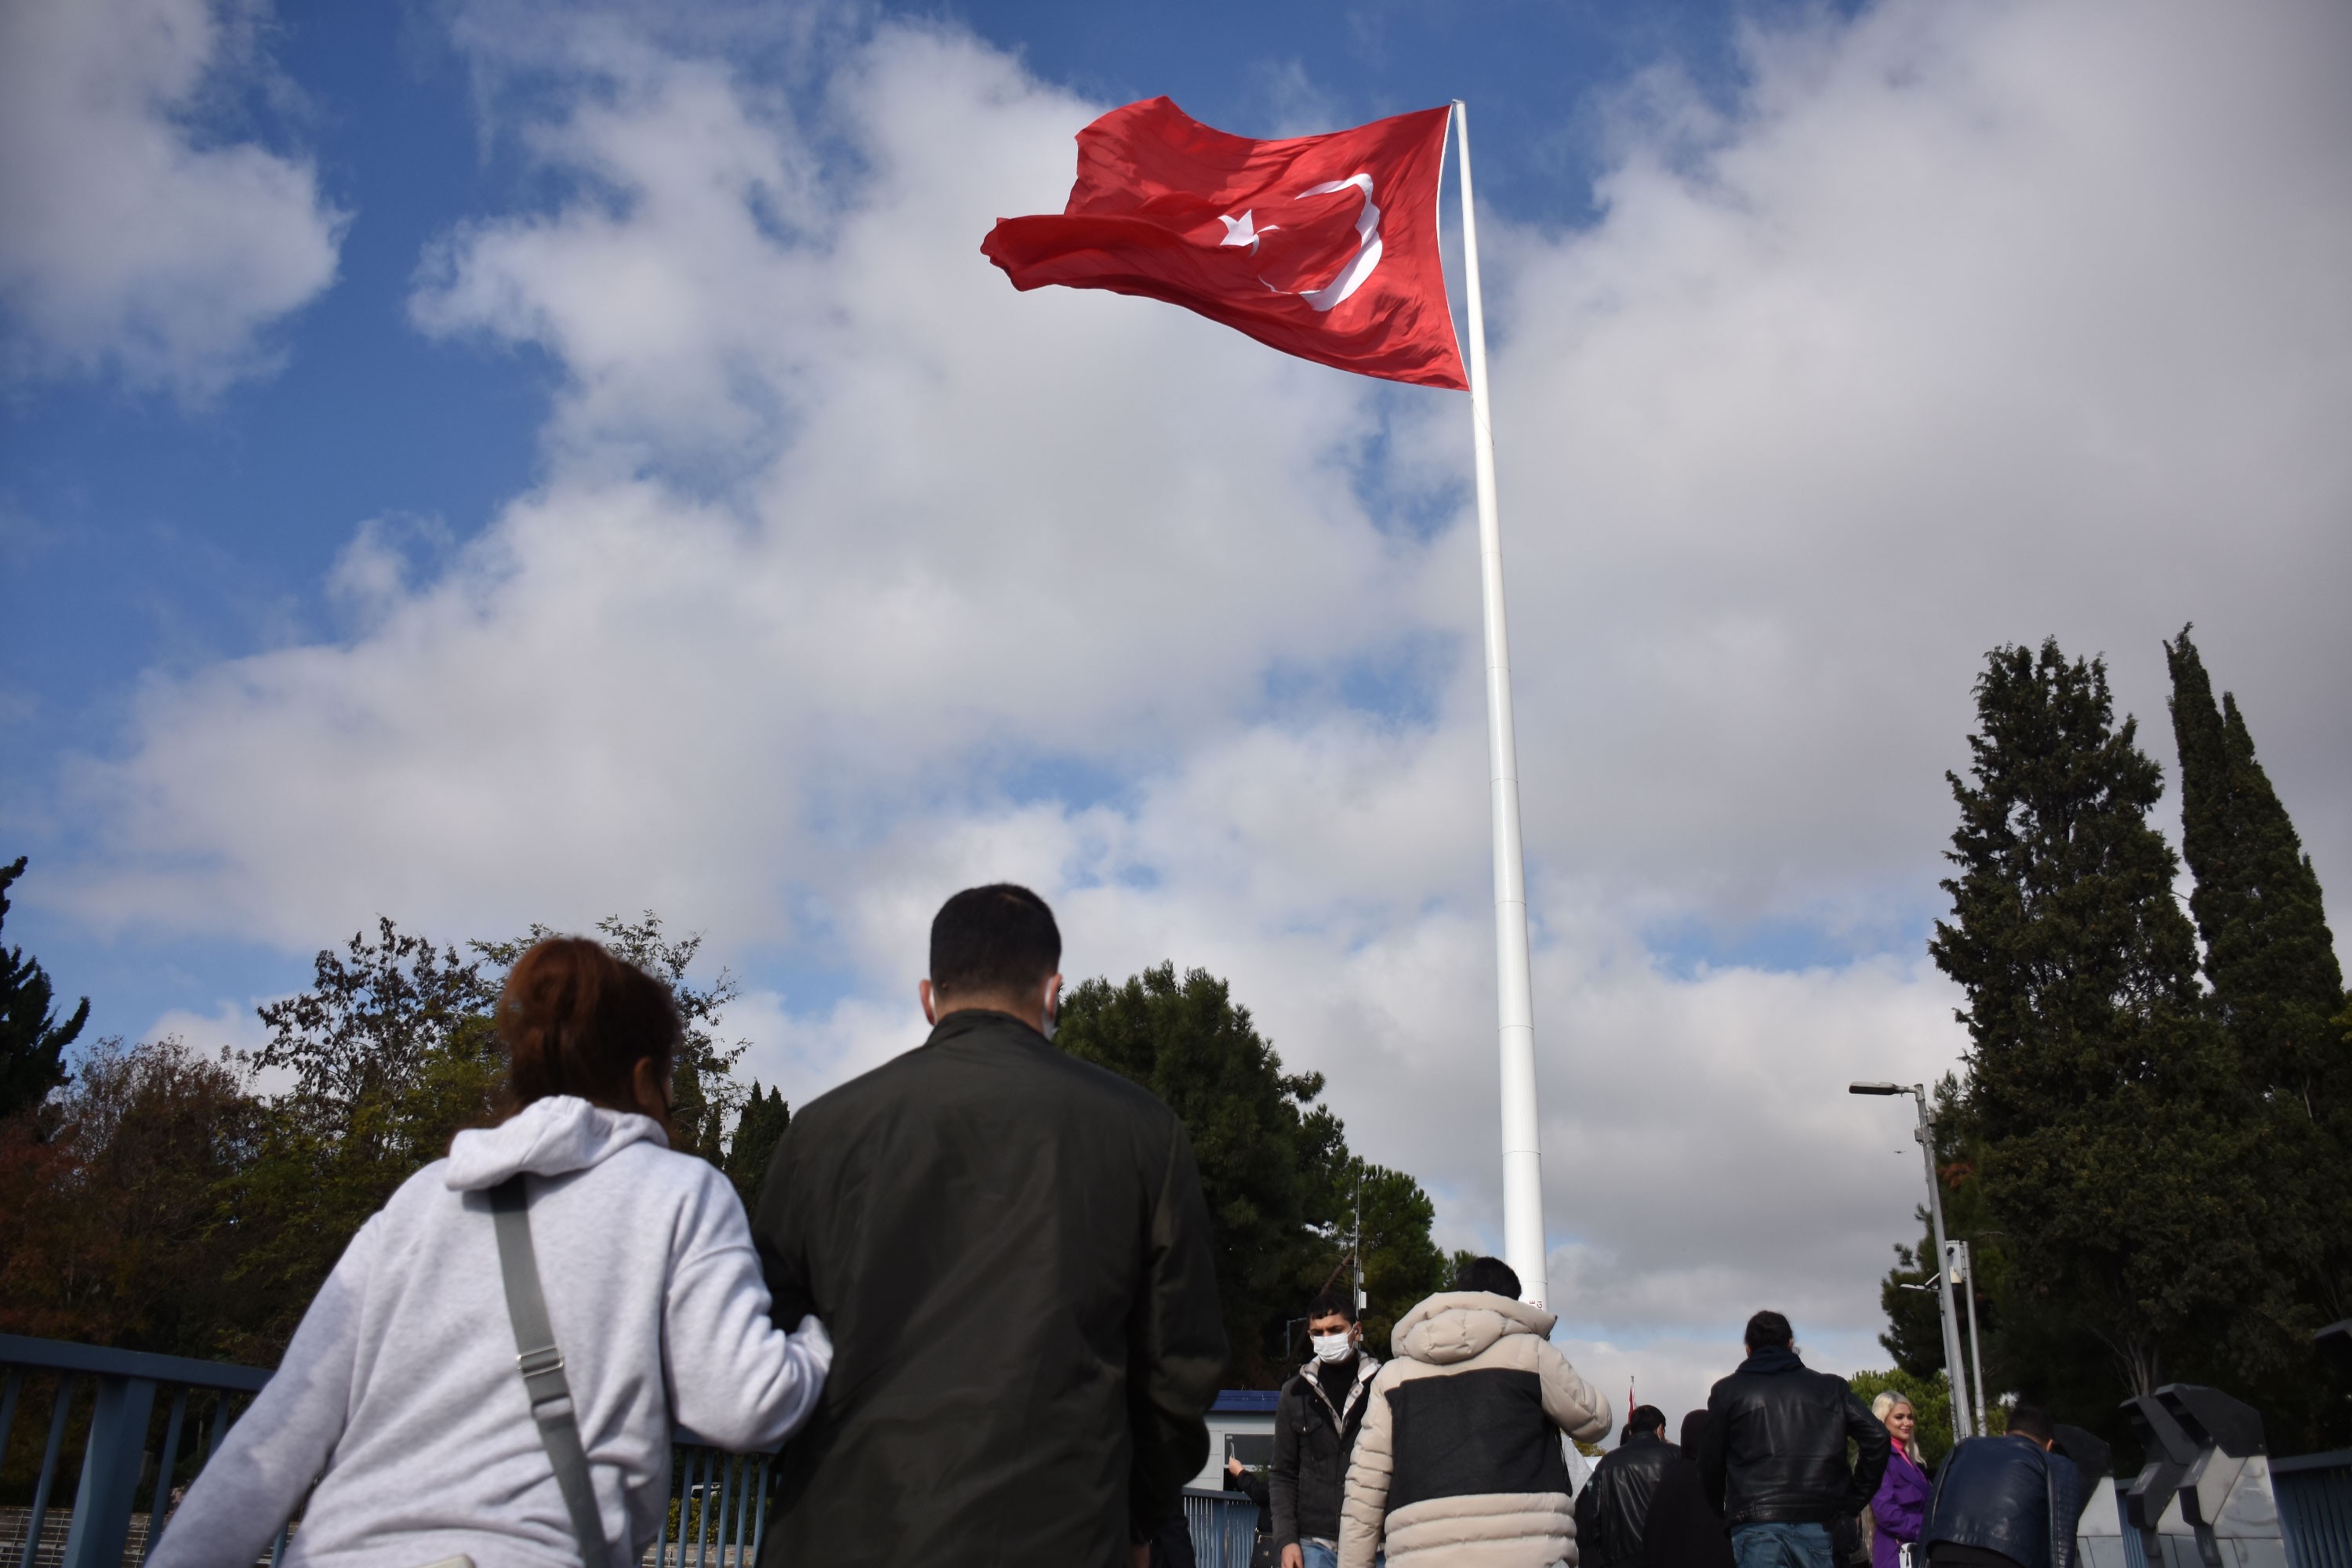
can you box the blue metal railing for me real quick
[2277,1450,2352,1568]
[1,1334,273,1568]
[1181,1488,1260,1568]
[0,1336,776,1566]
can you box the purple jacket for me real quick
[1871,1444,1933,1568]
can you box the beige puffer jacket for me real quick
[1338,1291,1613,1568]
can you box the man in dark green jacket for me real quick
[752,884,1228,1567]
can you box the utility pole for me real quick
[1353,1171,1367,1315]
[1851,1081,1973,1439]
[1948,1239,1989,1436]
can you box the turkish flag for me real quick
[983,98,1466,391]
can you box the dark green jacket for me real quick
[751,1008,1228,1567]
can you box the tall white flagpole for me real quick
[1451,100,1548,1309]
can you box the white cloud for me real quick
[0,0,346,397]
[46,0,2352,1375]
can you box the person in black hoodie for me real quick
[752,884,1228,1568]
[1645,1411,1737,1568]
[1578,1406,1681,1568]
[1271,1289,1382,1568]
[1700,1312,1889,1568]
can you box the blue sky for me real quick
[4,0,2347,1418]
[2,0,1864,1049]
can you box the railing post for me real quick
[61,1373,159,1568]
[145,1388,188,1563]
[22,1373,79,1568]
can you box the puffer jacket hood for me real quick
[1343,1290,1609,1568]
[443,1094,666,1191]
[1390,1290,1559,1366]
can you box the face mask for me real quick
[1311,1333,1354,1363]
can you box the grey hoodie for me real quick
[150,1096,830,1568]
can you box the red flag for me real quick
[982,98,1466,390]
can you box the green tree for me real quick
[1057,963,1331,1384]
[1338,1163,1450,1357]
[724,1082,791,1210]
[1929,640,2263,1410]
[2165,627,2352,1445]
[230,921,506,1353]
[0,855,88,1119]
[0,1037,267,1359]
[2168,630,2350,1308]
[1056,962,1449,1385]
[475,912,748,1163]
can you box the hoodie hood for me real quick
[444,1094,668,1191]
[1389,1290,1559,1366]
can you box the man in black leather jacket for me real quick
[1921,1406,2081,1568]
[1699,1312,1890,1568]
[1577,1406,1682,1568]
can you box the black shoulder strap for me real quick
[490,1174,613,1563]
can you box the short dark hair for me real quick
[1627,1405,1668,1439]
[1454,1255,1522,1300]
[1306,1289,1357,1325]
[929,884,1061,1000]
[2008,1406,2055,1444]
[1744,1310,1794,1351]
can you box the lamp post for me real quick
[1850,1081,1973,1439]
[1946,1239,1989,1436]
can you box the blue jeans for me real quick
[1732,1522,1836,1568]
[1298,1541,1380,1568]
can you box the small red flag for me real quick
[982,98,1466,390]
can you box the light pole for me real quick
[1947,1239,1989,1436]
[1850,1081,1973,1439]
[1354,1171,1368,1316]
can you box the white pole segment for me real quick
[1451,100,1548,1309]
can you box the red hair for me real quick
[496,937,681,1120]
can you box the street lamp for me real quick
[1849,1081,1974,1439]
[1947,1239,1988,1436]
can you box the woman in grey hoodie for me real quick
[149,938,833,1568]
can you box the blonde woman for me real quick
[1868,1393,1932,1568]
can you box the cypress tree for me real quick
[1930,641,2260,1403]
[2167,626,2352,1379]
[727,1082,792,1209]
[1,855,88,1120]
[2166,626,2347,1107]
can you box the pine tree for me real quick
[1929,641,2262,1403]
[1055,961,1449,1383]
[726,1082,792,1209]
[2167,626,2352,1396]
[1,855,88,1120]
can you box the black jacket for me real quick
[1700,1350,1889,1525]
[1226,1465,1272,1533]
[1577,1433,1681,1568]
[1646,1413,1735,1568]
[752,1009,1229,1567]
[1270,1352,1379,1546]
[1923,1436,2082,1568]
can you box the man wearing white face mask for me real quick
[1272,1290,1385,1568]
